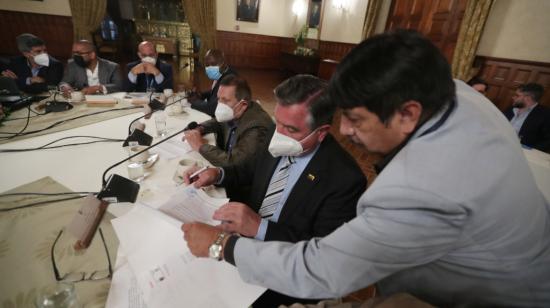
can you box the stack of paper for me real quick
[107,187,265,308]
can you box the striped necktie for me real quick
[259,156,295,218]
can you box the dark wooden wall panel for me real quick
[216,30,357,70]
[0,10,74,61]
[475,56,550,110]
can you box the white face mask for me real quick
[33,53,49,67]
[141,56,157,65]
[268,129,317,157]
[215,101,240,122]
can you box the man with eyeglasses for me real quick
[1,33,63,94]
[59,40,122,95]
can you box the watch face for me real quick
[209,244,222,259]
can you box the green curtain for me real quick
[451,0,493,81]
[68,0,107,41]
[362,0,384,39]
[182,0,217,62]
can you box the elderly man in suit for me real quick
[183,74,366,307]
[1,33,63,94]
[59,40,122,95]
[504,82,550,153]
[125,41,173,92]
[182,31,550,307]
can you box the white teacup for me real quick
[173,158,204,183]
[128,145,150,163]
[70,91,84,102]
[163,88,174,97]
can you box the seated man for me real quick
[125,41,173,92]
[188,49,237,117]
[184,74,367,307]
[184,75,273,168]
[504,82,550,153]
[1,33,63,94]
[59,40,122,95]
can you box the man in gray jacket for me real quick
[59,40,122,95]
[182,30,550,307]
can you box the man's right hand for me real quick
[183,166,220,188]
[30,76,45,84]
[1,70,17,79]
[130,63,145,75]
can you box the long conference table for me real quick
[1,94,549,307]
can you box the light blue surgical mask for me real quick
[205,66,222,80]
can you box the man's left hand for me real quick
[214,202,261,237]
[182,222,221,257]
[143,63,161,76]
[82,85,103,95]
[184,129,206,150]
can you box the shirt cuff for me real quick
[216,167,225,185]
[154,73,164,85]
[223,235,239,266]
[101,85,107,94]
[127,71,137,84]
[254,219,268,240]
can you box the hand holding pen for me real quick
[183,166,221,188]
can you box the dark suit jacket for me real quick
[8,55,63,94]
[222,133,366,307]
[190,66,237,117]
[504,104,550,153]
[124,60,173,92]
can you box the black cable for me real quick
[0,105,140,139]
[0,135,124,153]
[1,104,33,138]
[0,192,96,197]
[0,195,87,212]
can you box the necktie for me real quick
[259,156,295,218]
[225,125,237,156]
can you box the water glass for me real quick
[127,162,145,182]
[35,282,80,308]
[154,111,168,137]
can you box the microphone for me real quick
[184,121,200,131]
[100,121,195,202]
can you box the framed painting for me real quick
[236,0,260,22]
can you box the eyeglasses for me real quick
[50,228,113,282]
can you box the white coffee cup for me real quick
[128,145,150,163]
[70,91,84,102]
[173,158,204,183]
[163,89,174,97]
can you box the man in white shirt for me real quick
[59,40,122,95]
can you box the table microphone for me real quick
[123,96,187,147]
[99,122,195,203]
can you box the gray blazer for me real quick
[228,80,550,307]
[60,57,122,93]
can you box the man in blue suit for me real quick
[125,41,173,92]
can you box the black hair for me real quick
[16,33,45,53]
[274,74,334,129]
[329,29,455,124]
[468,77,489,91]
[518,83,544,102]
[219,75,252,102]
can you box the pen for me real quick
[189,166,208,182]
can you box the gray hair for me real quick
[16,33,45,53]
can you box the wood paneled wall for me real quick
[216,30,356,70]
[0,10,74,61]
[475,56,550,110]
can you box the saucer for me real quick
[142,153,159,169]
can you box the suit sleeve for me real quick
[264,167,366,242]
[532,110,550,153]
[159,63,173,90]
[104,63,123,93]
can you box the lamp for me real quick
[292,0,305,16]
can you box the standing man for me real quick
[504,83,550,153]
[184,75,273,168]
[188,49,236,117]
[1,33,63,94]
[184,74,366,307]
[59,40,122,95]
[125,41,173,92]
[183,30,550,307]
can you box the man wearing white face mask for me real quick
[2,33,63,94]
[182,74,366,307]
[184,74,273,169]
[125,41,173,92]
[188,49,237,117]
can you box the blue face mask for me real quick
[205,66,222,80]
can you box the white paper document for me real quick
[159,186,228,225]
[110,204,265,308]
[154,136,192,159]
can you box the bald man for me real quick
[125,41,173,92]
[59,40,122,94]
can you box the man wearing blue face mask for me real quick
[125,41,173,92]
[188,49,237,117]
[182,74,366,308]
[2,33,63,94]
[184,75,273,169]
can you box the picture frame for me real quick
[236,0,260,23]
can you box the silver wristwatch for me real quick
[208,232,227,261]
